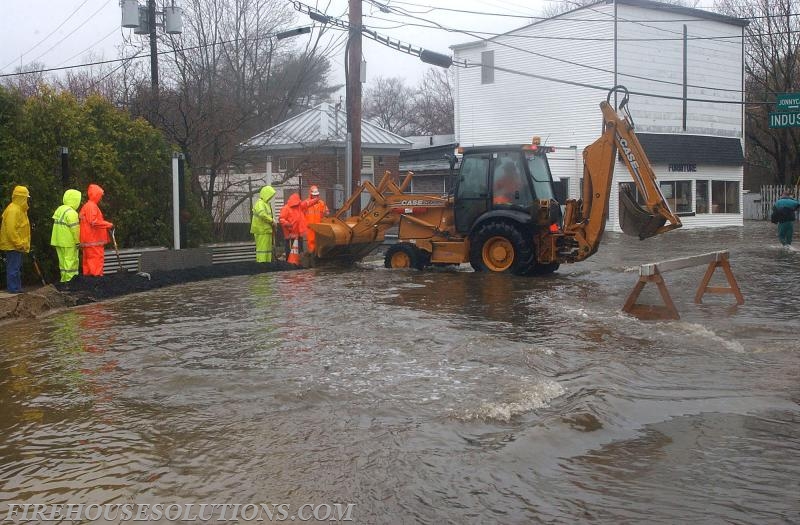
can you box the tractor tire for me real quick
[384,244,425,270]
[469,222,532,274]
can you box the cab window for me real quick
[492,152,533,208]
[526,153,555,200]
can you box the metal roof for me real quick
[241,102,411,151]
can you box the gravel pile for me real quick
[54,261,301,304]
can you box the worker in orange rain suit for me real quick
[279,192,318,259]
[250,185,277,263]
[78,184,113,276]
[302,185,329,253]
[50,188,82,282]
[0,186,31,293]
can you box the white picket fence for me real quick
[750,185,800,220]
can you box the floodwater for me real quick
[1,221,798,524]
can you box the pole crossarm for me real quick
[623,250,744,321]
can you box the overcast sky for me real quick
[0,0,549,89]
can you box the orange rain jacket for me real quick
[79,184,113,247]
[279,193,310,239]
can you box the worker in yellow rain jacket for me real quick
[250,185,276,262]
[50,189,82,282]
[0,186,31,293]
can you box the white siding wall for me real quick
[616,5,743,136]
[454,9,614,148]
[453,3,744,232]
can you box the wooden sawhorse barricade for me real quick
[622,250,744,320]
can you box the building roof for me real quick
[240,102,411,152]
[399,143,458,173]
[637,133,744,165]
[452,0,746,51]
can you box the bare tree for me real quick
[413,68,454,135]
[0,62,47,98]
[717,0,800,186]
[363,76,419,135]
[153,0,341,213]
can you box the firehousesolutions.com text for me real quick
[3,503,356,522]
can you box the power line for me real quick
[56,27,121,68]
[28,0,115,68]
[0,0,93,72]
[364,14,746,42]
[470,61,769,105]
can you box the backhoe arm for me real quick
[562,86,682,261]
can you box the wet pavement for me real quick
[0,221,798,524]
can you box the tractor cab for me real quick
[453,141,557,234]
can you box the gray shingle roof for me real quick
[637,133,744,165]
[241,102,411,151]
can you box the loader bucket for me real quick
[309,219,383,263]
[618,186,667,240]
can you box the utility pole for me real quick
[149,0,158,91]
[347,0,362,215]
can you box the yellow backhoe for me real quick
[309,85,682,274]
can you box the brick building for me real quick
[237,102,410,214]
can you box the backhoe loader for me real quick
[308,85,682,274]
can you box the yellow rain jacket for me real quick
[250,185,276,234]
[51,189,81,247]
[0,186,31,252]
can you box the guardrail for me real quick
[103,247,167,274]
[622,250,744,320]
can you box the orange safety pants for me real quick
[81,245,105,276]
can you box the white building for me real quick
[452,0,747,230]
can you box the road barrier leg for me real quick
[622,268,680,321]
[694,258,744,305]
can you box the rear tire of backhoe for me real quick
[469,222,532,275]
[384,244,426,270]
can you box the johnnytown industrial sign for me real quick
[769,93,800,129]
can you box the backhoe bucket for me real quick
[619,186,668,240]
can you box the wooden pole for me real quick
[347,0,362,215]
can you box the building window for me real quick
[481,50,494,84]
[619,182,646,206]
[278,157,300,172]
[660,180,692,214]
[711,180,739,213]
[553,178,569,204]
[696,180,709,214]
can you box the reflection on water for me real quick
[1,222,799,523]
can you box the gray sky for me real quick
[0,0,546,88]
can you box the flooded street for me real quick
[1,221,799,524]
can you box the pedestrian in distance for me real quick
[303,185,329,254]
[250,185,277,263]
[0,186,31,293]
[79,183,113,276]
[51,189,81,282]
[772,190,800,246]
[279,192,315,263]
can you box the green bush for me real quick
[0,87,212,285]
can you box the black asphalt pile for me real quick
[55,261,300,304]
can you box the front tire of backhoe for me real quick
[384,244,425,270]
[469,222,532,274]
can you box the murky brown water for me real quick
[1,221,799,524]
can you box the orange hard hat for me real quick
[310,185,320,196]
